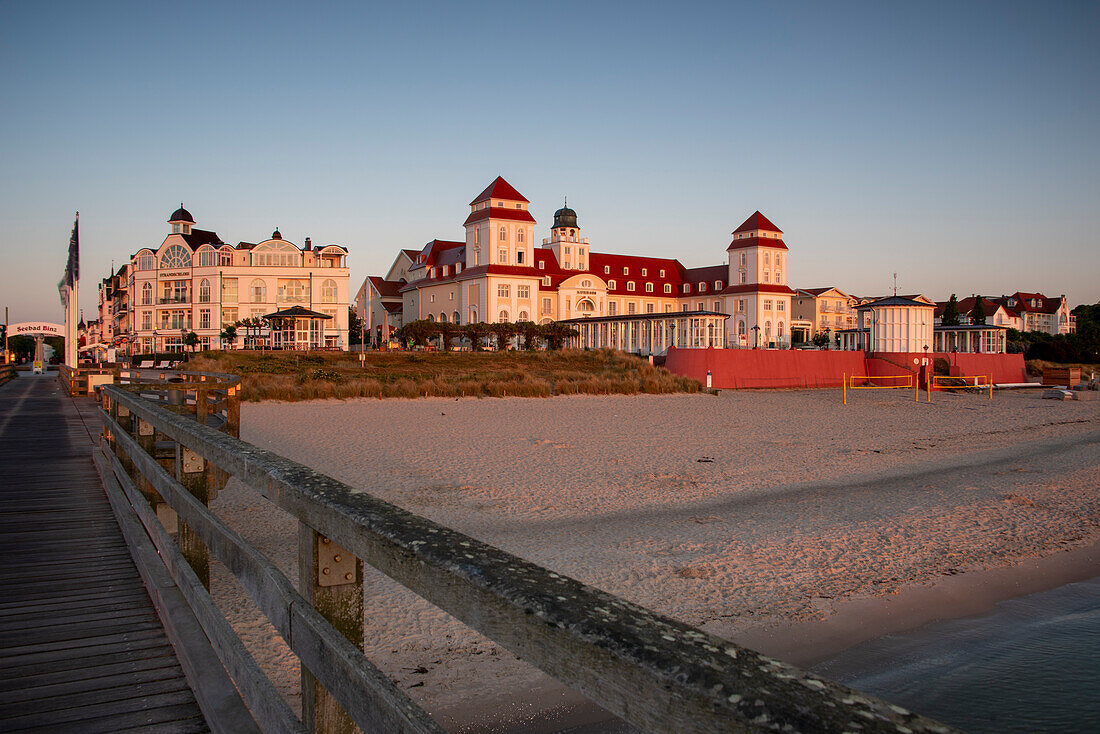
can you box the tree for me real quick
[515,321,542,350]
[436,322,460,352]
[348,307,364,345]
[971,296,986,325]
[543,322,579,350]
[395,320,432,348]
[463,322,491,351]
[184,331,199,352]
[489,322,516,351]
[941,294,961,326]
[811,331,830,347]
[235,317,266,350]
[219,324,238,349]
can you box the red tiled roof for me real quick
[998,291,1062,314]
[367,276,403,298]
[727,235,788,251]
[719,283,797,296]
[933,296,1002,318]
[462,207,537,226]
[409,239,465,270]
[733,211,782,234]
[469,176,529,205]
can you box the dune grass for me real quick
[182,349,701,402]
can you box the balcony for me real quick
[158,296,190,305]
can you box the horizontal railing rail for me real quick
[0,364,16,386]
[95,381,957,734]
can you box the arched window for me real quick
[195,247,216,267]
[439,312,447,323]
[198,279,211,303]
[517,229,525,243]
[499,226,507,242]
[577,299,594,313]
[136,252,156,271]
[498,310,509,323]
[519,310,528,321]
[219,246,235,266]
[778,321,784,336]
[251,241,299,267]
[141,282,152,305]
[738,320,746,336]
[321,279,337,303]
[470,307,478,322]
[250,279,266,303]
[580,279,591,287]
[160,244,192,269]
[427,313,435,322]
[453,311,460,324]
[765,321,772,337]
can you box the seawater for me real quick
[811,576,1100,733]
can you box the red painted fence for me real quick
[664,348,1027,389]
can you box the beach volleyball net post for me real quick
[928,374,993,402]
[842,373,918,404]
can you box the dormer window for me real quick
[715,281,723,290]
[627,281,635,291]
[641,268,647,276]
[542,276,551,286]
[682,284,690,294]
[663,284,671,294]
[608,279,617,289]
[622,267,629,275]
[603,266,610,274]
[659,269,665,277]
[699,282,707,292]
[442,266,449,276]
[538,260,545,269]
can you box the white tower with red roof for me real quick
[723,211,796,347]
[463,176,536,268]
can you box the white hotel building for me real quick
[125,206,350,353]
[362,177,796,352]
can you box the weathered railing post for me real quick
[177,441,212,589]
[131,413,178,532]
[226,384,241,438]
[299,524,364,734]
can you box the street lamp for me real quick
[752,325,760,349]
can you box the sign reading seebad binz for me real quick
[9,322,66,337]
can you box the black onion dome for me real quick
[552,199,578,230]
[272,228,282,239]
[169,204,195,223]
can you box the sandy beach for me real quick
[206,388,1100,731]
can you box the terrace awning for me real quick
[263,306,333,320]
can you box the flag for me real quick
[58,212,79,306]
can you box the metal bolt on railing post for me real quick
[299,523,364,734]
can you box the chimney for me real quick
[305,237,312,249]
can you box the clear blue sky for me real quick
[2,0,1098,323]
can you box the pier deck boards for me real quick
[0,374,208,733]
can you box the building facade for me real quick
[121,206,350,353]
[361,177,795,352]
[790,287,858,342]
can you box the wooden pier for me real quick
[0,374,209,733]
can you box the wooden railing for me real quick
[0,364,16,386]
[94,381,958,734]
[58,364,117,396]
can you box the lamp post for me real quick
[752,325,760,350]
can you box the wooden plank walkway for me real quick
[0,374,209,733]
